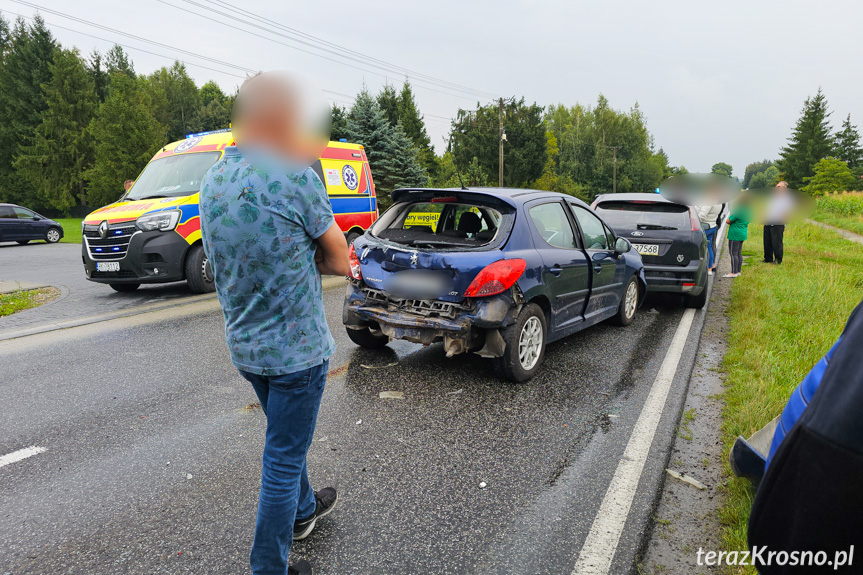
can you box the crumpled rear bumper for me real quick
[342,281,522,351]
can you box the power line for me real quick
[200,0,500,100]
[155,0,493,103]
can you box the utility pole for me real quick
[498,97,504,187]
[610,146,620,193]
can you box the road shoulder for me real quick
[638,250,732,574]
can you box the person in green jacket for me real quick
[725,195,752,278]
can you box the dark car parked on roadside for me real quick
[342,187,647,381]
[0,203,64,245]
[592,193,708,308]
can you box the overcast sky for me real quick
[6,0,862,177]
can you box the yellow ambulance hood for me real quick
[83,195,198,225]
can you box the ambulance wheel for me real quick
[346,231,362,246]
[110,283,140,292]
[185,244,216,294]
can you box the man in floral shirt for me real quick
[200,72,349,575]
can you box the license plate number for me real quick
[632,243,660,256]
[96,262,120,272]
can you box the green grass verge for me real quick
[719,222,863,572]
[809,211,863,236]
[54,218,83,244]
[0,287,59,317]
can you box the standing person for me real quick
[724,196,751,278]
[762,181,793,264]
[199,72,349,575]
[697,203,723,274]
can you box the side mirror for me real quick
[614,236,631,254]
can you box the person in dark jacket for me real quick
[748,297,863,574]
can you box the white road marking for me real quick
[573,308,696,575]
[0,446,47,469]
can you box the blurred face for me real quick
[124,180,134,191]
[232,71,330,169]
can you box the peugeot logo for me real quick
[631,231,644,237]
[410,251,418,265]
[98,220,109,239]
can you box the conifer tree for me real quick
[777,89,836,188]
[834,114,863,169]
[15,48,97,212]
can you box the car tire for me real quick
[45,228,61,243]
[16,240,29,245]
[684,282,708,309]
[110,283,140,292]
[494,302,547,383]
[612,276,639,326]
[346,230,362,246]
[346,326,389,349]
[185,244,216,294]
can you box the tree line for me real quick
[742,88,863,195]
[0,14,678,217]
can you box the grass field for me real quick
[719,222,863,572]
[54,218,83,244]
[809,191,863,235]
[0,287,60,317]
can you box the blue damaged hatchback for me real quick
[342,188,646,381]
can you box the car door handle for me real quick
[593,264,603,274]
[550,266,563,276]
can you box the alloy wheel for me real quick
[624,280,638,319]
[518,316,543,370]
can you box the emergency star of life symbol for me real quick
[342,165,359,190]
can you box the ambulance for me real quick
[81,129,378,293]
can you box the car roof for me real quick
[391,187,591,209]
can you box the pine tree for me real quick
[834,114,863,169]
[397,81,437,177]
[0,16,58,206]
[376,83,399,126]
[15,48,98,212]
[330,103,348,141]
[84,72,166,207]
[346,89,426,208]
[777,89,836,188]
[380,123,428,194]
[88,49,109,103]
[105,44,135,79]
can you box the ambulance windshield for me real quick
[126,152,221,201]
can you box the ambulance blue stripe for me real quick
[329,196,376,214]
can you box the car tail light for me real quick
[689,208,701,232]
[682,282,695,291]
[348,244,362,280]
[464,259,527,298]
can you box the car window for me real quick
[13,207,35,220]
[603,223,616,246]
[529,202,578,249]
[400,203,444,231]
[0,206,15,218]
[570,205,610,250]
[454,205,490,232]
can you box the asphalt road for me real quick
[0,242,211,338]
[0,276,709,574]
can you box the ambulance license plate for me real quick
[96,262,120,272]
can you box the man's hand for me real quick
[314,223,350,276]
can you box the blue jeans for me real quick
[705,226,718,269]
[240,360,329,575]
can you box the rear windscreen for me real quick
[372,201,506,249]
[595,201,690,230]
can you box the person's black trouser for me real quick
[763,224,785,263]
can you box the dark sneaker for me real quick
[293,487,338,541]
[289,560,312,575]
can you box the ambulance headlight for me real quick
[136,210,181,232]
